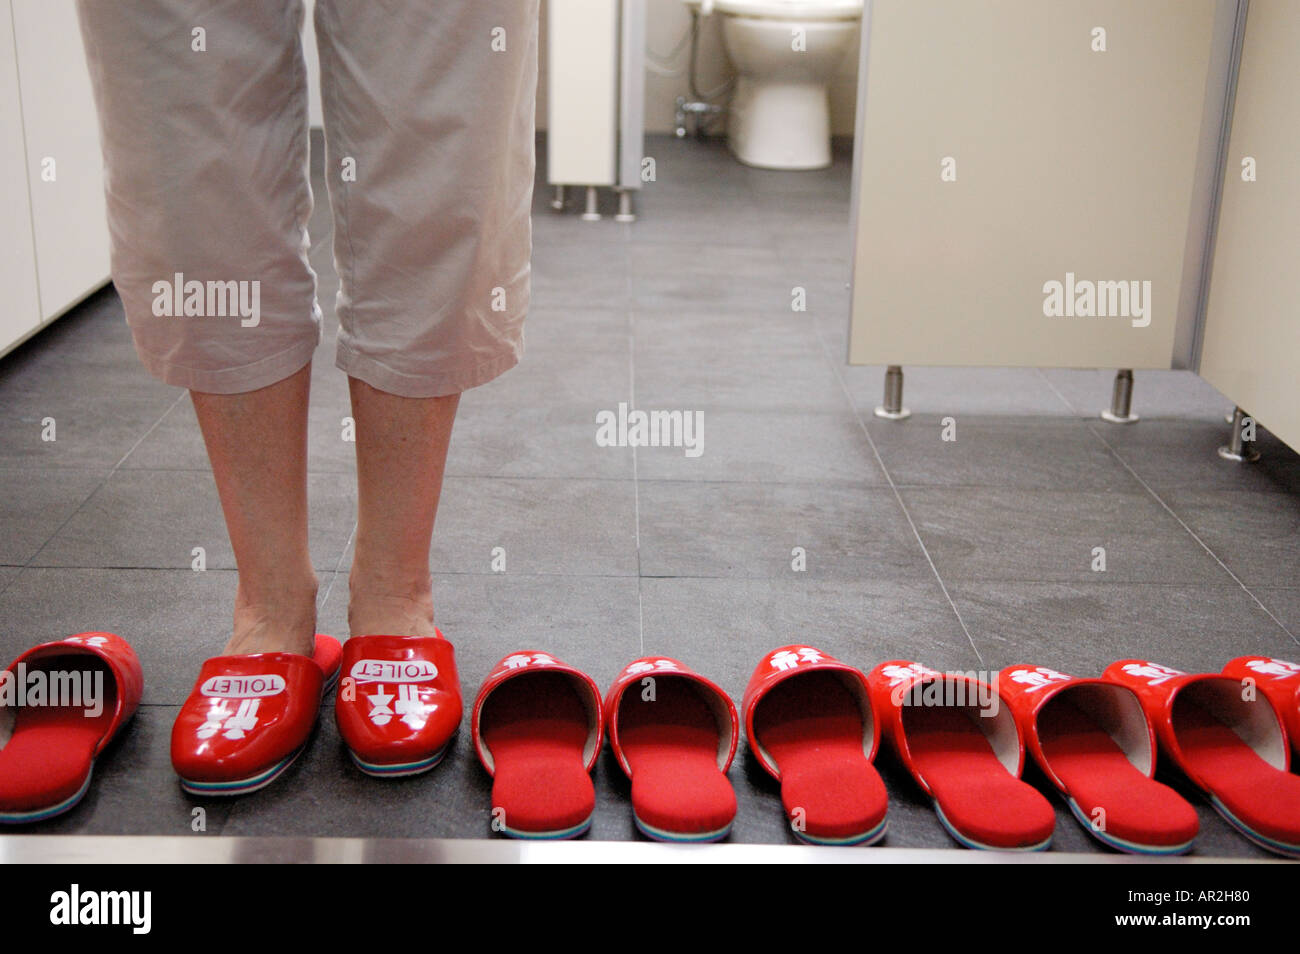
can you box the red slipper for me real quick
[472,651,603,839]
[0,632,143,823]
[335,631,461,777]
[1222,656,1300,761]
[867,660,1055,851]
[1106,659,1300,858]
[605,656,738,842]
[171,635,341,796]
[1000,664,1199,854]
[743,645,887,845]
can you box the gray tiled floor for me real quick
[1,132,1298,858]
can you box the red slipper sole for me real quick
[480,671,594,838]
[753,670,887,843]
[1038,697,1198,852]
[616,675,736,840]
[905,704,1055,850]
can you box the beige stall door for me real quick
[1198,1,1300,452]
[849,0,1217,369]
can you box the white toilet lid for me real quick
[710,0,863,21]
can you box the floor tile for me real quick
[637,481,929,580]
[902,487,1230,583]
[34,470,356,574]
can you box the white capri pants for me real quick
[76,0,539,397]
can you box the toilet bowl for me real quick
[692,0,862,170]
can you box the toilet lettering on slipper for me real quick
[1120,662,1185,686]
[1244,658,1300,680]
[1006,666,1072,692]
[197,699,261,740]
[624,659,679,677]
[595,402,703,459]
[769,647,825,672]
[199,674,286,698]
[502,653,557,670]
[366,683,432,729]
[884,663,941,706]
[349,659,438,684]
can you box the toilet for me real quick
[690,0,863,170]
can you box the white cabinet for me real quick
[0,2,41,353]
[0,0,111,358]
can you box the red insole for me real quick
[479,672,594,835]
[905,703,1055,849]
[1038,698,1197,847]
[754,671,887,841]
[617,677,735,836]
[0,657,116,813]
[1173,698,1300,844]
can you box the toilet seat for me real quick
[710,0,863,21]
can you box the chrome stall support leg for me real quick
[581,186,601,222]
[550,185,566,211]
[615,189,636,223]
[1100,369,1139,424]
[874,365,911,421]
[1218,407,1261,462]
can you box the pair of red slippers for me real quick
[167,635,741,844]
[172,632,460,793]
[474,651,738,841]
[749,648,1300,857]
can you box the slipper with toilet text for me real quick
[1000,664,1199,854]
[335,630,461,777]
[171,634,341,796]
[473,651,603,839]
[604,656,738,842]
[866,660,1055,851]
[743,645,887,845]
[0,632,143,824]
[1221,656,1300,761]
[1106,659,1300,858]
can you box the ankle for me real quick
[347,566,435,638]
[225,573,319,657]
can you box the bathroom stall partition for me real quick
[1196,0,1300,454]
[847,0,1298,453]
[545,0,646,220]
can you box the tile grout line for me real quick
[22,390,188,573]
[809,321,984,666]
[317,520,357,617]
[625,238,643,656]
[1037,370,1299,647]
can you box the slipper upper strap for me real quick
[742,645,876,781]
[603,656,739,778]
[171,647,327,783]
[3,631,143,757]
[1104,658,1290,788]
[865,659,1024,796]
[999,664,1156,791]
[335,631,462,759]
[1222,655,1300,749]
[472,651,604,776]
